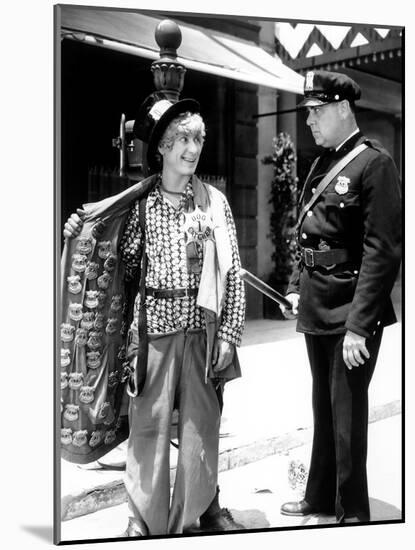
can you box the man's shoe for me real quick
[343,517,360,523]
[199,508,244,532]
[280,500,317,516]
[122,517,147,537]
[339,515,362,524]
[183,523,200,534]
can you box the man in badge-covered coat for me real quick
[61,93,246,536]
[280,70,402,523]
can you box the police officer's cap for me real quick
[133,91,200,172]
[297,70,361,108]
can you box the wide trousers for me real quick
[125,329,221,535]
[304,329,383,521]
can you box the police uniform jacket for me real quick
[287,132,402,338]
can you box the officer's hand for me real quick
[212,339,235,373]
[279,293,299,320]
[342,330,370,370]
[63,209,86,239]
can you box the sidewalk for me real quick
[59,315,402,538]
[60,412,402,541]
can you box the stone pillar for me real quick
[232,82,260,318]
[257,86,277,282]
[277,91,298,151]
[256,22,279,310]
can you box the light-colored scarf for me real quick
[191,176,239,382]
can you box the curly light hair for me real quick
[158,112,206,151]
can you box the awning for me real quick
[59,6,304,94]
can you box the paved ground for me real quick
[60,413,402,542]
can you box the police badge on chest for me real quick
[334,176,350,195]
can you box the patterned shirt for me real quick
[119,178,245,346]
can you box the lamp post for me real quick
[113,19,187,176]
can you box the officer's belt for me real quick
[300,246,350,268]
[146,287,199,299]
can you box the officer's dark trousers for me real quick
[303,329,383,522]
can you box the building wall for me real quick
[60,40,232,219]
[228,20,289,318]
[358,110,402,174]
[257,23,279,283]
[232,82,261,318]
[257,86,278,283]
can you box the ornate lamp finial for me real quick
[151,19,187,101]
[155,19,182,57]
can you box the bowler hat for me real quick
[297,70,361,108]
[133,92,200,171]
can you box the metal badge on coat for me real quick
[61,428,73,445]
[181,205,215,245]
[89,430,104,447]
[334,176,350,195]
[72,430,88,447]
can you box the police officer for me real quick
[280,70,402,523]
